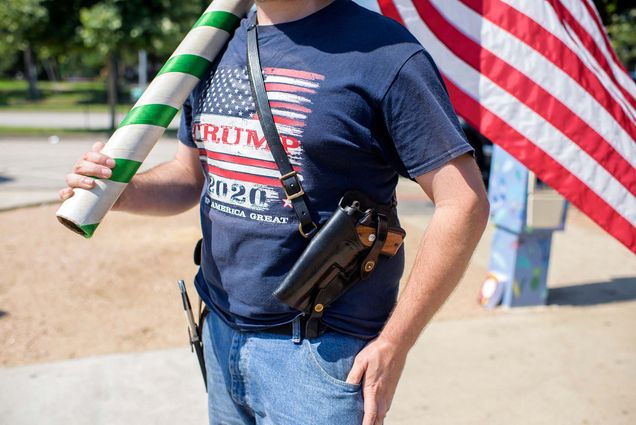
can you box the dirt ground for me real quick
[0,204,199,366]
[0,195,500,367]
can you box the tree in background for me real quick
[0,1,103,94]
[78,1,124,130]
[593,0,636,71]
[0,0,48,99]
[78,0,207,130]
[38,0,101,82]
[606,9,636,71]
[0,0,206,123]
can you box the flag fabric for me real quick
[362,0,636,253]
[192,65,317,188]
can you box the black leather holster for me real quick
[273,191,405,338]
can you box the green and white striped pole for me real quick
[56,0,253,238]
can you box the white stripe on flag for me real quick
[206,157,283,178]
[431,0,636,168]
[397,0,636,226]
[276,125,303,138]
[266,92,312,104]
[264,75,320,89]
[557,0,636,99]
[271,109,308,120]
[499,0,636,119]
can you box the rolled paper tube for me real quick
[56,0,254,238]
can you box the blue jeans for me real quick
[202,307,367,425]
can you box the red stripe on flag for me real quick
[206,151,278,170]
[208,165,281,187]
[546,0,636,109]
[273,115,306,128]
[251,113,306,128]
[263,67,325,81]
[379,0,405,25]
[269,101,312,113]
[206,150,303,173]
[265,83,316,94]
[443,76,636,253]
[419,0,636,195]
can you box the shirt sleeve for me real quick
[381,49,473,179]
[178,95,195,148]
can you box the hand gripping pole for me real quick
[56,0,253,238]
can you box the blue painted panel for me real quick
[487,228,553,307]
[488,146,528,234]
[506,231,552,307]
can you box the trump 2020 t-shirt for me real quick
[178,0,473,338]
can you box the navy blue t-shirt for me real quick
[178,0,473,338]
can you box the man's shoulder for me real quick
[344,1,420,46]
[333,1,423,67]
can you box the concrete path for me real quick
[1,301,634,425]
[0,348,207,425]
[0,137,179,210]
[0,111,179,130]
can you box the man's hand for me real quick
[59,142,114,201]
[346,336,408,425]
[59,141,203,215]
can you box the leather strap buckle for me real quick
[279,171,305,201]
[298,221,318,239]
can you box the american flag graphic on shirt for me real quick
[192,66,325,220]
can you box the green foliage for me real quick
[57,50,106,78]
[592,0,636,68]
[39,0,100,54]
[77,0,207,58]
[0,0,208,76]
[0,0,48,71]
[0,78,131,110]
[606,9,636,68]
[593,0,633,22]
[78,1,123,55]
[0,0,48,50]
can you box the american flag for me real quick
[193,66,324,190]
[362,0,636,253]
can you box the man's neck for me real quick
[254,0,336,25]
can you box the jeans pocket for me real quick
[303,331,367,392]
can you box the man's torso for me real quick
[178,0,472,338]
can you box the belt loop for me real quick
[292,316,302,344]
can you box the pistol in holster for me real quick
[273,191,405,338]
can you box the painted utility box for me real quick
[480,146,568,308]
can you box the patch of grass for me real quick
[0,80,103,91]
[0,127,112,137]
[0,80,28,91]
[0,79,133,112]
[0,126,178,138]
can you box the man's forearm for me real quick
[113,159,203,216]
[345,189,488,425]
[380,197,489,350]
